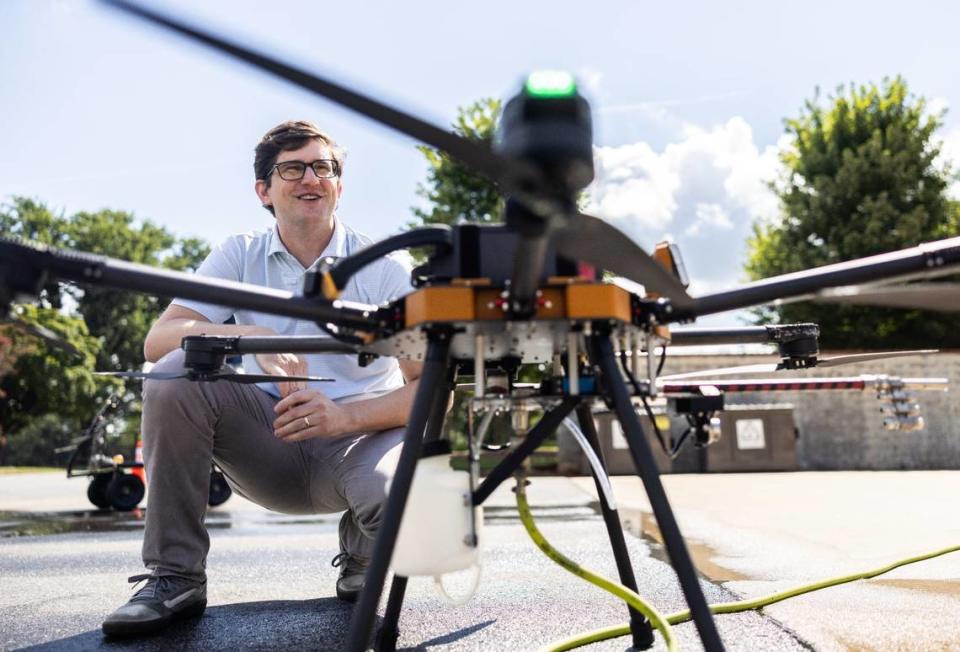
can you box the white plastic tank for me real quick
[389,440,482,577]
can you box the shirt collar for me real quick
[267,216,348,263]
[318,215,348,260]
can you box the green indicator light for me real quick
[525,71,577,98]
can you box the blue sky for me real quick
[3,0,959,322]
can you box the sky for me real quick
[3,0,960,327]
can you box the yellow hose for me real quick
[514,481,678,652]
[532,500,960,652]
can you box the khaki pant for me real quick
[140,349,404,581]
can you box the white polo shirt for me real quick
[172,218,413,401]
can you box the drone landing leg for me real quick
[345,331,453,652]
[374,364,457,652]
[575,404,655,650]
[373,575,407,652]
[593,335,726,652]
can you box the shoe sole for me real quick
[102,599,207,637]
[336,586,362,603]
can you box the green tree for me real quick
[745,77,960,348]
[411,98,503,229]
[65,209,210,371]
[0,197,210,371]
[410,99,505,449]
[0,305,111,464]
[0,197,210,464]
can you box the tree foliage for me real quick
[410,98,503,229]
[0,197,210,464]
[0,305,104,420]
[745,77,960,348]
[1,198,210,371]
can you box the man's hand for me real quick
[255,352,309,398]
[273,389,354,442]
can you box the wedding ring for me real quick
[303,416,311,428]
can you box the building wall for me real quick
[659,352,960,470]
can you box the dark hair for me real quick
[254,120,345,214]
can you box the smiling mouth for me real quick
[297,195,323,200]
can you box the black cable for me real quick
[639,395,671,459]
[656,345,667,376]
[325,227,453,295]
[669,425,693,460]
[618,351,671,458]
[618,351,643,394]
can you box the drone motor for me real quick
[495,71,594,199]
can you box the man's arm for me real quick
[144,304,273,362]
[272,359,425,441]
[145,304,313,397]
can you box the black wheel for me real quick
[107,473,145,511]
[87,473,112,509]
[208,470,232,507]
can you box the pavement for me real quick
[572,471,960,651]
[0,469,958,650]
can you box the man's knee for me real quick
[143,349,197,404]
[347,430,404,529]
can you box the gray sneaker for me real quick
[331,552,366,602]
[102,573,207,637]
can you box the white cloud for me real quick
[590,141,679,229]
[686,203,733,236]
[586,116,782,292]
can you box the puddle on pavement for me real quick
[618,507,748,582]
[482,500,749,582]
[0,509,149,537]
[868,578,960,599]
[0,509,338,538]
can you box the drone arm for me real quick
[680,236,960,319]
[233,335,360,355]
[670,326,786,346]
[1,238,381,331]
[313,226,453,299]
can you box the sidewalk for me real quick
[570,471,960,651]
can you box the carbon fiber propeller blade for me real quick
[2,318,80,356]
[96,371,187,381]
[97,371,334,382]
[659,363,779,381]
[813,283,960,312]
[659,349,938,381]
[554,212,693,307]
[222,373,334,383]
[816,350,938,368]
[101,0,542,202]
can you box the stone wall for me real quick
[658,352,960,470]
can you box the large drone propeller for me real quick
[659,349,938,381]
[98,369,334,384]
[101,0,691,307]
[555,213,693,306]
[811,283,960,312]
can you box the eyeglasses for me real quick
[272,159,340,181]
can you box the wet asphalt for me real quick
[0,472,807,651]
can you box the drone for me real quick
[3,1,960,650]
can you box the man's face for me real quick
[255,139,343,227]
